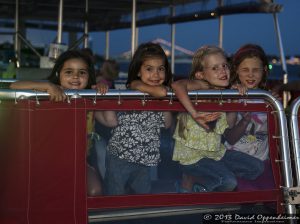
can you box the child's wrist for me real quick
[189,110,197,117]
[241,118,249,125]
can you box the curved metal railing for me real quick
[290,97,300,186]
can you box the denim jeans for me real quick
[181,157,237,192]
[221,150,265,180]
[94,137,107,179]
[105,153,151,195]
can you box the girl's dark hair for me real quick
[231,44,269,89]
[126,42,172,88]
[48,50,96,89]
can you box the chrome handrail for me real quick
[0,88,290,101]
[290,97,300,186]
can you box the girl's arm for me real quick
[226,112,237,129]
[163,111,173,129]
[172,79,217,130]
[223,112,251,145]
[130,80,167,97]
[10,80,66,102]
[224,84,250,143]
[171,79,209,116]
[95,111,118,127]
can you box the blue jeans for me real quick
[94,137,107,179]
[221,150,265,180]
[182,157,237,192]
[105,153,151,195]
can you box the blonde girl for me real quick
[172,45,237,193]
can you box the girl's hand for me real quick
[270,89,283,102]
[130,80,168,97]
[191,111,221,130]
[92,83,109,95]
[231,83,248,95]
[47,83,66,102]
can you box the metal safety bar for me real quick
[283,97,300,209]
[89,205,240,223]
[0,89,296,215]
[0,88,293,101]
[290,97,300,186]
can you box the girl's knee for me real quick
[222,175,237,191]
[87,165,103,196]
[248,160,265,180]
[88,184,103,196]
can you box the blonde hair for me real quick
[179,45,227,138]
[190,45,227,80]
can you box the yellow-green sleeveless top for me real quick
[173,112,228,165]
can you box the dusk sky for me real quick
[1,0,299,58]
[87,0,298,57]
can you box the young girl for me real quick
[96,42,173,195]
[10,49,107,196]
[222,44,270,180]
[172,45,238,193]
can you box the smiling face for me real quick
[139,57,166,86]
[237,57,265,89]
[197,53,230,89]
[59,58,89,89]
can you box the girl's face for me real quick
[139,57,166,86]
[59,58,89,89]
[237,57,265,89]
[198,53,230,89]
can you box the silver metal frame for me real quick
[89,205,240,223]
[6,0,287,91]
[290,97,300,186]
[0,89,295,215]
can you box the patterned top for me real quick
[224,112,269,161]
[107,111,165,166]
[173,113,228,165]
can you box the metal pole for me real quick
[273,13,288,108]
[135,27,139,49]
[105,31,110,60]
[57,0,63,44]
[84,0,89,48]
[131,0,137,57]
[290,97,300,186]
[170,6,176,74]
[14,0,20,65]
[218,0,224,48]
[17,33,42,58]
[68,34,88,50]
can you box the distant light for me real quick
[268,64,273,70]
[194,14,198,18]
[163,48,170,57]
[210,12,215,16]
[271,59,277,64]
